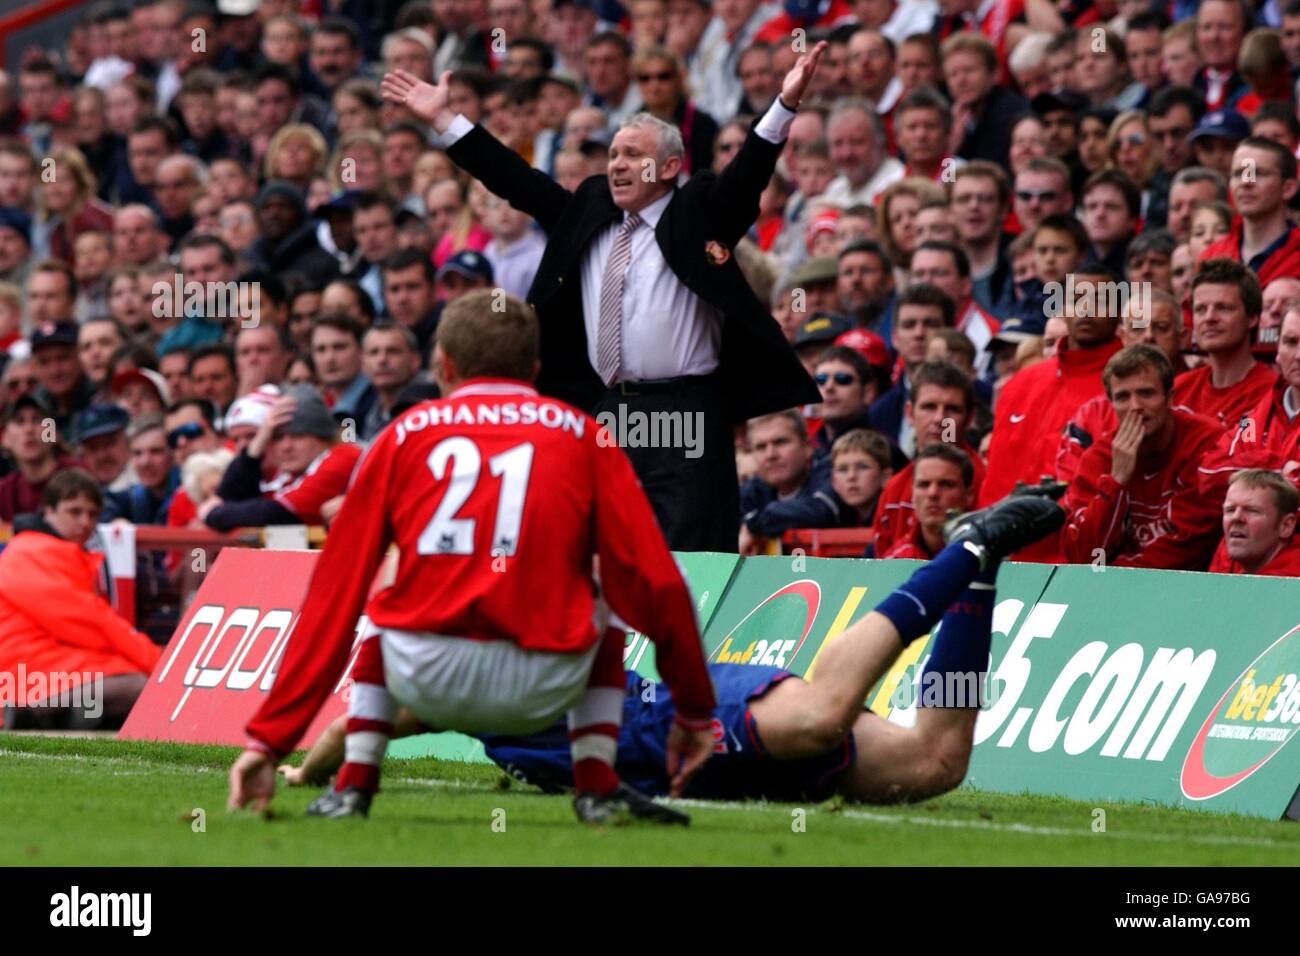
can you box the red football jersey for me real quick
[272,443,363,524]
[246,379,715,758]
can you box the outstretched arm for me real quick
[382,69,571,231]
[708,42,827,243]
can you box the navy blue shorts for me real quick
[480,664,855,803]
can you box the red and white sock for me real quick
[335,631,395,795]
[567,625,626,796]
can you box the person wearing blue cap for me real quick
[1188,109,1250,182]
[75,404,135,494]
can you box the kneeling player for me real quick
[282,488,1065,804]
[228,291,717,824]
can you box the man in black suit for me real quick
[381,46,825,552]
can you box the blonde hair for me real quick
[436,289,540,381]
[182,448,235,505]
[329,129,384,192]
[265,122,329,181]
[43,146,97,213]
[877,177,947,268]
[830,428,892,471]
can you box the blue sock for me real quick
[918,578,996,708]
[873,540,985,645]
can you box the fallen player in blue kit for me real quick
[280,489,1065,808]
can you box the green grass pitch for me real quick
[1,735,1295,866]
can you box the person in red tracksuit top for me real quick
[228,291,716,825]
[1063,345,1223,570]
[1173,257,1279,431]
[1198,306,1300,503]
[1208,469,1300,576]
[981,264,1123,560]
[882,444,974,560]
[872,360,984,556]
[1196,138,1300,288]
[1056,288,1190,485]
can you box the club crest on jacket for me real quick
[704,240,730,266]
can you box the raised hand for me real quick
[382,69,455,132]
[780,40,829,110]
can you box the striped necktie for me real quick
[595,212,643,386]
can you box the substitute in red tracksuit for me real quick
[872,361,984,555]
[1207,468,1300,576]
[880,444,975,561]
[230,294,715,815]
[874,443,984,556]
[1197,376,1300,502]
[1199,222,1300,290]
[983,337,1121,506]
[1170,360,1277,432]
[1062,346,1223,570]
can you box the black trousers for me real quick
[593,377,738,553]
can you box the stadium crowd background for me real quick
[3,0,1300,686]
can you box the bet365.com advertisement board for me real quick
[121,549,1299,818]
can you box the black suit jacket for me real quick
[445,122,820,422]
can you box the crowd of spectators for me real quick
[0,0,1298,623]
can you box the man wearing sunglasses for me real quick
[1012,157,1073,237]
[631,48,717,177]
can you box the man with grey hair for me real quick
[382,44,826,551]
[821,99,903,208]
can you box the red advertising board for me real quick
[120,548,370,748]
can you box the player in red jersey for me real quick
[228,291,717,824]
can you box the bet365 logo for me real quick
[1181,626,1300,800]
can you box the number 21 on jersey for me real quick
[416,437,535,557]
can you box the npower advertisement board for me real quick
[121,549,1300,819]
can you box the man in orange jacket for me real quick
[0,469,160,729]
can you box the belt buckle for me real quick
[618,380,639,397]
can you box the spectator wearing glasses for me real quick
[160,398,224,531]
[1011,156,1074,241]
[632,48,718,177]
[1199,137,1300,286]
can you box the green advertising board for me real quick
[391,552,1300,819]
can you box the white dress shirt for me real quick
[442,99,798,382]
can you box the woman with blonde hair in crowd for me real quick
[264,123,328,195]
[877,177,946,288]
[1107,110,1162,222]
[36,147,114,264]
[328,129,387,195]
[1188,200,1232,261]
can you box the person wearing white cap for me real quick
[198,386,363,530]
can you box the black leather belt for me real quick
[615,375,714,396]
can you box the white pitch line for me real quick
[2,749,1294,850]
